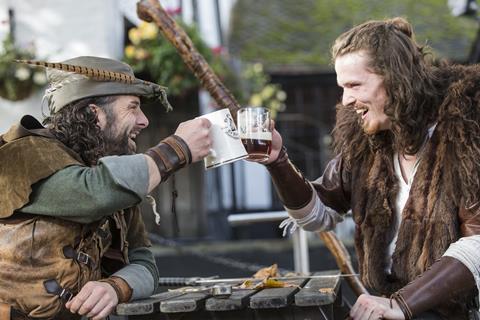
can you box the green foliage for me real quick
[123,21,287,118]
[123,21,226,96]
[229,0,478,68]
[239,63,286,119]
[0,35,46,101]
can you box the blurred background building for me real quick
[1,0,479,274]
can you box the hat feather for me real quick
[15,59,135,84]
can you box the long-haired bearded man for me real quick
[256,18,480,320]
[0,56,212,319]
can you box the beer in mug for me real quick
[237,107,272,161]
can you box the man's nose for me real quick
[137,109,149,128]
[342,91,355,106]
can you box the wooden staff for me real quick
[136,0,368,297]
[137,0,240,120]
[317,231,368,296]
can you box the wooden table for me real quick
[116,270,349,320]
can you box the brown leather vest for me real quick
[0,116,129,318]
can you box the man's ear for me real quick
[89,104,106,129]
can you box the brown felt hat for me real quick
[18,56,172,113]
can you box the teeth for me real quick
[356,109,366,114]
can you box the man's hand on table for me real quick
[349,294,405,320]
[66,281,118,320]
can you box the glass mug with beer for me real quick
[237,107,272,161]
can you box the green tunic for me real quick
[0,115,158,303]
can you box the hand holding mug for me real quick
[199,108,248,169]
[174,118,212,163]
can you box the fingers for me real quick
[350,294,373,319]
[349,294,392,320]
[356,305,374,320]
[269,119,275,131]
[66,283,94,314]
[175,118,212,163]
[66,281,118,319]
[89,296,117,320]
[370,311,385,320]
[194,117,212,129]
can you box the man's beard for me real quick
[102,126,135,156]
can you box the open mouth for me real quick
[128,132,139,145]
[355,107,368,119]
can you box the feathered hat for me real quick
[17,56,172,113]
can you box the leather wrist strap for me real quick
[98,276,132,303]
[391,256,475,318]
[265,146,313,209]
[145,135,192,182]
[391,292,413,319]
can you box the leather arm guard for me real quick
[391,256,476,319]
[98,276,133,303]
[145,135,192,182]
[265,146,313,209]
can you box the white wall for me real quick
[0,0,124,132]
[182,0,236,48]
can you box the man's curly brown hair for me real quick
[43,96,118,165]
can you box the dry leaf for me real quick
[236,278,298,290]
[262,278,297,288]
[237,280,255,289]
[253,264,279,279]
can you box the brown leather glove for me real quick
[98,276,132,303]
[392,256,475,319]
[145,135,192,182]
[265,146,313,209]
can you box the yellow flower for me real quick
[33,71,47,85]
[14,67,31,81]
[249,94,262,106]
[135,48,148,60]
[268,100,281,110]
[128,28,141,45]
[253,63,263,74]
[276,90,287,101]
[138,22,158,40]
[260,85,275,100]
[124,45,136,59]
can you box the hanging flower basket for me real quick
[123,21,228,97]
[123,22,286,118]
[0,35,47,101]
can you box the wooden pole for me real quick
[317,231,368,296]
[137,0,241,120]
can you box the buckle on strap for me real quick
[76,251,92,266]
[59,288,73,302]
[43,279,74,303]
[63,245,96,269]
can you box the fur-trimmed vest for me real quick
[317,64,480,318]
